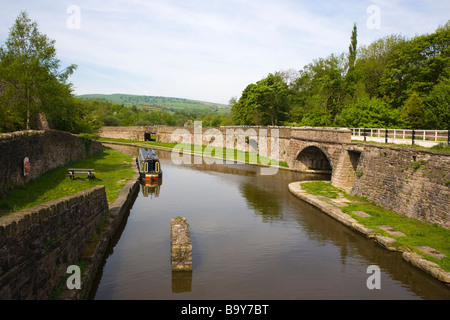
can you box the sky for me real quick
[0,0,449,104]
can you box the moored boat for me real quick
[136,148,162,180]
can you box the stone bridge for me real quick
[287,127,360,192]
[100,125,450,229]
[100,125,359,191]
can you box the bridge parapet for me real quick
[290,127,351,144]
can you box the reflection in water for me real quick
[239,183,281,221]
[94,143,450,300]
[172,271,192,293]
[140,179,162,198]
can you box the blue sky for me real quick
[0,0,449,104]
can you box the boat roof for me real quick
[139,148,159,160]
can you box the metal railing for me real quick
[350,128,450,147]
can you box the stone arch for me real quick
[294,145,332,173]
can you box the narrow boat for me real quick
[136,148,162,180]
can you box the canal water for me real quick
[91,145,450,300]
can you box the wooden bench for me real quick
[68,168,95,180]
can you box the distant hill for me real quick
[77,93,230,114]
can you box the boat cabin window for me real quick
[142,161,149,173]
[141,160,161,173]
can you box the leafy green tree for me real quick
[231,84,258,125]
[231,74,289,126]
[353,35,405,100]
[401,91,427,129]
[289,54,347,126]
[335,98,401,128]
[253,73,289,126]
[380,22,450,109]
[424,77,450,129]
[0,11,77,131]
[348,23,358,73]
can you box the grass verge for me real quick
[0,147,135,217]
[301,181,450,272]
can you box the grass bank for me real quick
[0,147,135,217]
[301,181,450,272]
[99,137,289,168]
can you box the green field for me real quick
[77,93,231,115]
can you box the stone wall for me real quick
[290,127,351,144]
[100,125,291,162]
[0,186,109,299]
[62,177,140,300]
[351,145,450,229]
[0,130,103,194]
[99,126,150,141]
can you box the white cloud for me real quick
[0,0,449,104]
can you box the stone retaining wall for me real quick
[65,177,140,300]
[0,176,141,300]
[0,186,109,299]
[0,130,103,194]
[351,144,450,229]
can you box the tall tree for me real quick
[0,11,77,131]
[348,23,358,73]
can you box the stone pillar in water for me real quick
[171,218,192,271]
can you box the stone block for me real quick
[171,218,192,271]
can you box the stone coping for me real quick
[0,186,106,237]
[288,181,450,286]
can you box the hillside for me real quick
[77,93,230,115]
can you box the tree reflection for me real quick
[239,182,281,222]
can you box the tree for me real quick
[380,22,450,109]
[348,23,358,73]
[353,35,405,99]
[0,11,77,131]
[335,97,401,128]
[401,91,427,129]
[253,73,289,126]
[289,53,347,126]
[231,83,259,125]
[231,74,289,126]
[424,77,450,129]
